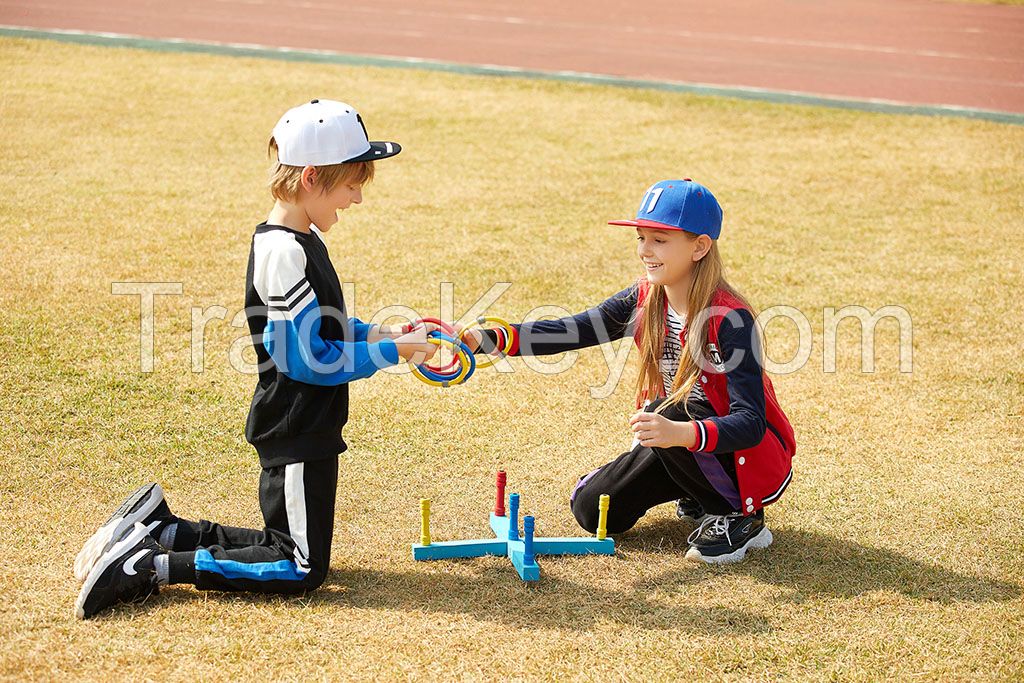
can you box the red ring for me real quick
[411,318,461,372]
[413,317,456,335]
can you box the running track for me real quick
[2,0,1022,115]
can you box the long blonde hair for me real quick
[634,237,755,414]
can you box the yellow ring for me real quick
[410,335,474,387]
[461,316,514,369]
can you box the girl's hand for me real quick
[461,328,483,353]
[459,328,504,356]
[628,411,696,449]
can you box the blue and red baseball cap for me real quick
[608,179,723,239]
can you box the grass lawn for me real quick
[1,36,1022,681]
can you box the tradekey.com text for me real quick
[112,281,913,400]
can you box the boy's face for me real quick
[301,167,363,232]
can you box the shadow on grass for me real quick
[132,520,1020,630]
[627,519,1022,604]
[320,564,773,634]
[150,563,773,634]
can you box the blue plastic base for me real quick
[509,543,540,581]
[533,537,615,555]
[413,504,615,581]
[412,539,507,560]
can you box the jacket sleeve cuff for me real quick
[478,328,507,355]
[348,317,373,342]
[507,324,521,356]
[693,419,719,453]
[377,338,400,366]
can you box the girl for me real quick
[464,179,795,564]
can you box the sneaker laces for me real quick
[687,514,733,546]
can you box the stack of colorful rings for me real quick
[406,316,515,387]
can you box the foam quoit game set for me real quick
[412,471,615,581]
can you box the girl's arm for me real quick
[691,308,768,453]
[475,285,639,356]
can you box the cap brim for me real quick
[607,218,682,230]
[347,141,402,162]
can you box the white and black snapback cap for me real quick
[272,99,401,166]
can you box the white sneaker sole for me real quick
[74,483,164,582]
[74,523,150,620]
[685,526,773,565]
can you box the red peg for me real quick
[494,470,507,517]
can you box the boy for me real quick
[74,99,437,619]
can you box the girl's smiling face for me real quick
[636,227,711,286]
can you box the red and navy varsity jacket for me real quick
[500,279,795,512]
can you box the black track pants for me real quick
[570,399,740,534]
[166,456,338,594]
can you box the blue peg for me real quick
[508,493,519,541]
[523,515,535,565]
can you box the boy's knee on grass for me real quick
[250,563,329,595]
[269,567,327,595]
[301,566,328,592]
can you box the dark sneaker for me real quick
[675,495,708,523]
[75,523,162,620]
[684,511,772,564]
[74,482,176,582]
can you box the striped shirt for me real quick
[629,304,710,450]
[661,305,707,402]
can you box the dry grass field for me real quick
[1,36,1022,681]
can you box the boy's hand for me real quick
[417,320,462,337]
[394,328,439,365]
[373,320,462,341]
[628,411,696,449]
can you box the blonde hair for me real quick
[634,236,756,414]
[266,136,375,202]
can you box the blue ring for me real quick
[416,332,477,384]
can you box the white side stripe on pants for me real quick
[284,463,311,572]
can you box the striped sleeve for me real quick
[691,419,721,453]
[267,270,315,318]
[254,231,399,385]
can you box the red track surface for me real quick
[2,0,1022,112]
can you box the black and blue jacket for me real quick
[243,223,399,467]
